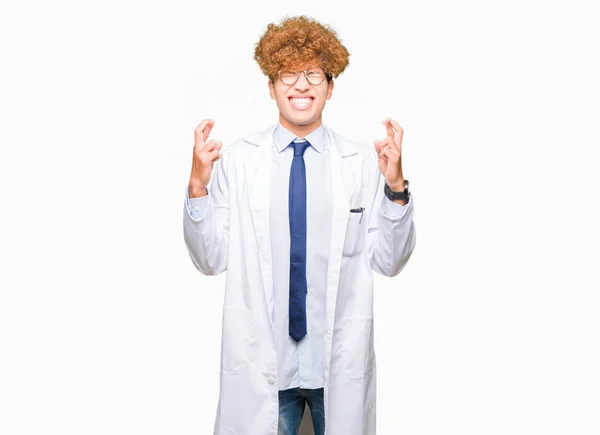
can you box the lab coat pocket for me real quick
[220,305,254,372]
[340,315,374,380]
[342,210,366,257]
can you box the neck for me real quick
[279,114,322,138]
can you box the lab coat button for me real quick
[268,377,276,385]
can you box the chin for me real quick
[290,117,314,125]
[286,112,320,125]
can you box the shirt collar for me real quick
[274,122,326,154]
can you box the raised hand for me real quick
[189,119,223,197]
[374,118,405,191]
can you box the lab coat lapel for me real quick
[322,126,360,400]
[244,124,277,337]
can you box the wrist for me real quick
[387,179,405,192]
[384,179,410,205]
[188,184,208,198]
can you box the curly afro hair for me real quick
[253,15,350,83]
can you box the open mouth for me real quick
[289,97,314,110]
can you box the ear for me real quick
[326,79,335,100]
[268,79,275,100]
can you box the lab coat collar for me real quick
[243,123,357,157]
[273,122,326,154]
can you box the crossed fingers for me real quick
[375,118,403,160]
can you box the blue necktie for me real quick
[289,139,310,342]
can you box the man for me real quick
[183,15,416,435]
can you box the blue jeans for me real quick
[278,387,325,435]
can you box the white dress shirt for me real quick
[185,122,408,390]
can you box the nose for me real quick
[294,72,311,91]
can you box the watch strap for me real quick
[385,180,410,202]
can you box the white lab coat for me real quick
[183,123,416,435]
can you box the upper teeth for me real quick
[291,98,312,104]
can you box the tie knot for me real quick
[292,139,310,156]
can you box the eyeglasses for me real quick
[278,67,331,86]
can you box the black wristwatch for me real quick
[384,180,410,203]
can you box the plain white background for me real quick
[1,0,599,433]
